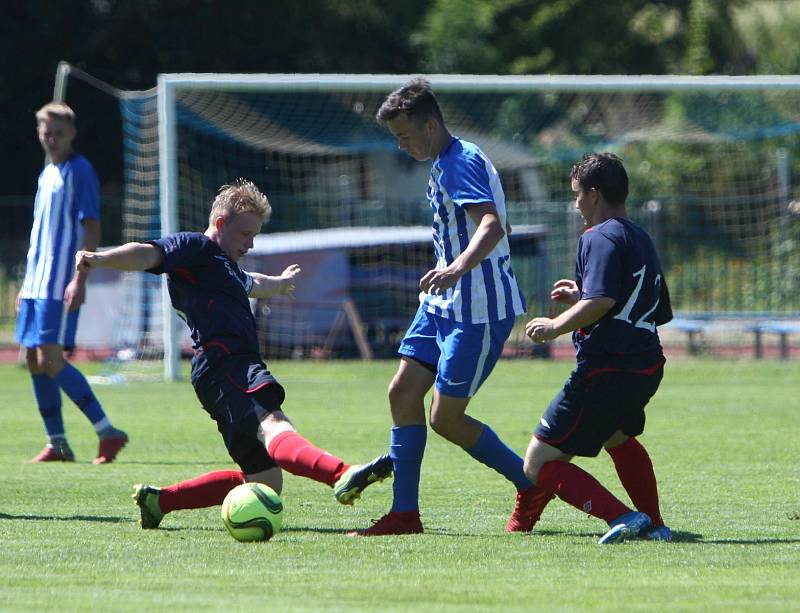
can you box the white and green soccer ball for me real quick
[221,483,284,542]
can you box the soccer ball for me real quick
[221,483,284,542]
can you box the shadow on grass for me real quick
[0,511,128,523]
[0,513,357,535]
[102,460,225,466]
[401,528,800,545]
[697,537,800,545]
[17,460,222,467]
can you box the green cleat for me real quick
[333,453,393,505]
[132,484,164,529]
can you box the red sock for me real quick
[537,461,630,524]
[606,437,664,526]
[159,470,244,513]
[267,430,347,486]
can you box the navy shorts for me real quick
[534,360,664,457]
[194,357,286,475]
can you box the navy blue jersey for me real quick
[573,218,672,368]
[147,232,258,381]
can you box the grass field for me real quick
[1,358,798,612]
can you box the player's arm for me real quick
[248,264,301,299]
[420,203,504,295]
[526,296,616,343]
[76,242,164,273]
[64,218,102,310]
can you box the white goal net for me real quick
[64,72,800,379]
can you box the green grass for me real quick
[1,358,798,612]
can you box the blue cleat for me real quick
[598,511,652,545]
[644,524,673,541]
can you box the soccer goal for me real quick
[57,67,800,379]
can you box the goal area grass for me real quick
[1,358,798,612]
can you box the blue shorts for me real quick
[534,360,664,457]
[15,298,80,350]
[194,357,286,475]
[398,305,514,398]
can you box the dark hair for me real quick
[376,77,445,126]
[570,152,629,205]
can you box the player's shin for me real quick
[267,430,346,486]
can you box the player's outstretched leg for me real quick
[132,484,165,529]
[267,429,392,503]
[94,426,129,464]
[132,470,245,529]
[597,511,653,545]
[334,453,393,505]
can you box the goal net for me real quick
[65,72,800,379]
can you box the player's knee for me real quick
[523,458,541,486]
[245,467,283,494]
[35,347,66,377]
[387,379,424,421]
[428,413,446,436]
[428,410,457,439]
[25,350,42,373]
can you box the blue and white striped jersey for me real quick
[20,154,100,300]
[421,137,526,323]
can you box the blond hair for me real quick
[208,178,271,226]
[36,102,76,126]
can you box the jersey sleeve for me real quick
[439,151,494,208]
[146,232,205,275]
[654,275,673,326]
[579,232,623,302]
[241,271,255,295]
[73,159,100,222]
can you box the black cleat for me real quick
[333,453,393,505]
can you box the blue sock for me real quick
[54,364,109,430]
[390,425,427,513]
[466,425,532,491]
[32,373,64,438]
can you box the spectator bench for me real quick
[664,314,800,359]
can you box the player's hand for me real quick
[75,250,95,273]
[15,290,21,313]
[279,264,301,298]
[550,279,580,305]
[526,317,557,343]
[420,267,459,296]
[64,278,86,312]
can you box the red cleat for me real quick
[29,443,75,463]
[348,511,423,537]
[506,485,554,533]
[93,429,129,464]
